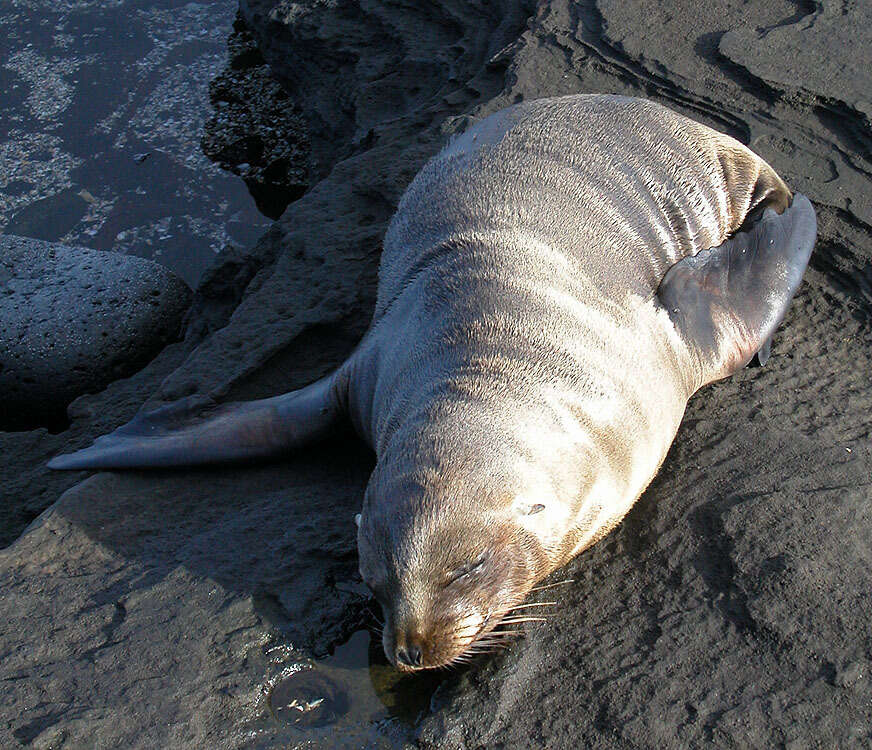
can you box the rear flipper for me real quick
[48,374,344,470]
[658,193,816,388]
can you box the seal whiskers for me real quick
[529,580,575,593]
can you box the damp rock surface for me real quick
[0,235,191,430]
[1,0,871,748]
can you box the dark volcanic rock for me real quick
[0,235,191,430]
[0,453,374,748]
[2,0,871,747]
[201,14,310,220]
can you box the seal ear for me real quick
[658,193,816,387]
[47,374,343,470]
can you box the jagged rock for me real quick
[720,2,872,121]
[201,14,310,219]
[0,235,191,430]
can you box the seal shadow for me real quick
[53,431,375,655]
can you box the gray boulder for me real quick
[0,235,191,430]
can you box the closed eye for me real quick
[445,553,488,586]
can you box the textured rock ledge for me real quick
[1,0,871,747]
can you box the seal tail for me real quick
[47,374,344,470]
[658,193,816,388]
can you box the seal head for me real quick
[354,395,587,670]
[358,460,552,670]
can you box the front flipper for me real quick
[658,193,816,388]
[48,374,344,470]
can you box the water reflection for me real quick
[269,628,444,734]
[0,0,272,287]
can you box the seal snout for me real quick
[385,611,465,671]
[392,623,428,670]
[385,605,496,670]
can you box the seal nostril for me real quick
[408,644,422,666]
[397,644,423,667]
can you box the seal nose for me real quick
[396,643,423,667]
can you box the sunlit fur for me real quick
[343,95,791,669]
[358,479,550,669]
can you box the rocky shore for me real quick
[2,0,870,747]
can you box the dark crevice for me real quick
[0,408,70,434]
[757,0,818,35]
[703,33,781,109]
[814,103,872,174]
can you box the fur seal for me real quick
[50,95,816,671]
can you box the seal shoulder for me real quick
[375,94,794,322]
